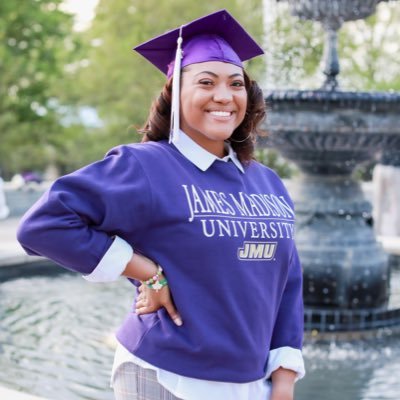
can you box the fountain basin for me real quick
[263,90,400,175]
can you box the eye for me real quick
[231,80,245,87]
[198,79,214,86]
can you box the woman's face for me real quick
[179,61,247,157]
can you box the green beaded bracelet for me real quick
[143,265,168,291]
[147,277,168,292]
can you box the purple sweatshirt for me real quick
[17,140,304,383]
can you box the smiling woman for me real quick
[17,9,305,400]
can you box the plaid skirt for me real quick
[113,362,183,400]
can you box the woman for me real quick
[17,9,305,400]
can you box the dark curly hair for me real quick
[139,70,266,164]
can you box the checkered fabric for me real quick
[113,362,184,400]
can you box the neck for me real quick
[206,141,226,158]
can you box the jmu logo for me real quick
[238,241,277,261]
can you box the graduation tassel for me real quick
[170,27,183,143]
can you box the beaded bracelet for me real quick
[143,265,168,292]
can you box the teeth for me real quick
[209,111,231,117]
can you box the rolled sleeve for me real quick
[83,236,133,283]
[265,346,305,381]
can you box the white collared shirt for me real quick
[84,131,305,399]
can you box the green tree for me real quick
[0,0,78,178]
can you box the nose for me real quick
[213,84,233,103]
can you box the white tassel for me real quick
[170,28,183,143]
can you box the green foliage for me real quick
[53,125,122,174]
[0,0,77,178]
[255,147,296,179]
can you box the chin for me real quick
[206,129,235,141]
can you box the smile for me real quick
[208,111,233,117]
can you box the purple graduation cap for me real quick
[134,9,264,143]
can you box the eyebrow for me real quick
[194,71,244,79]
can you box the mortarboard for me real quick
[134,10,264,143]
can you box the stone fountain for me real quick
[262,0,400,331]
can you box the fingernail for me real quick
[174,317,183,326]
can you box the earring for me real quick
[229,133,252,143]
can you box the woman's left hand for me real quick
[135,283,183,326]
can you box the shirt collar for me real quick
[172,130,245,173]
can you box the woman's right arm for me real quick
[17,146,148,276]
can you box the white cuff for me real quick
[83,236,133,282]
[265,346,305,381]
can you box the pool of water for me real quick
[0,270,131,400]
[0,266,399,400]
